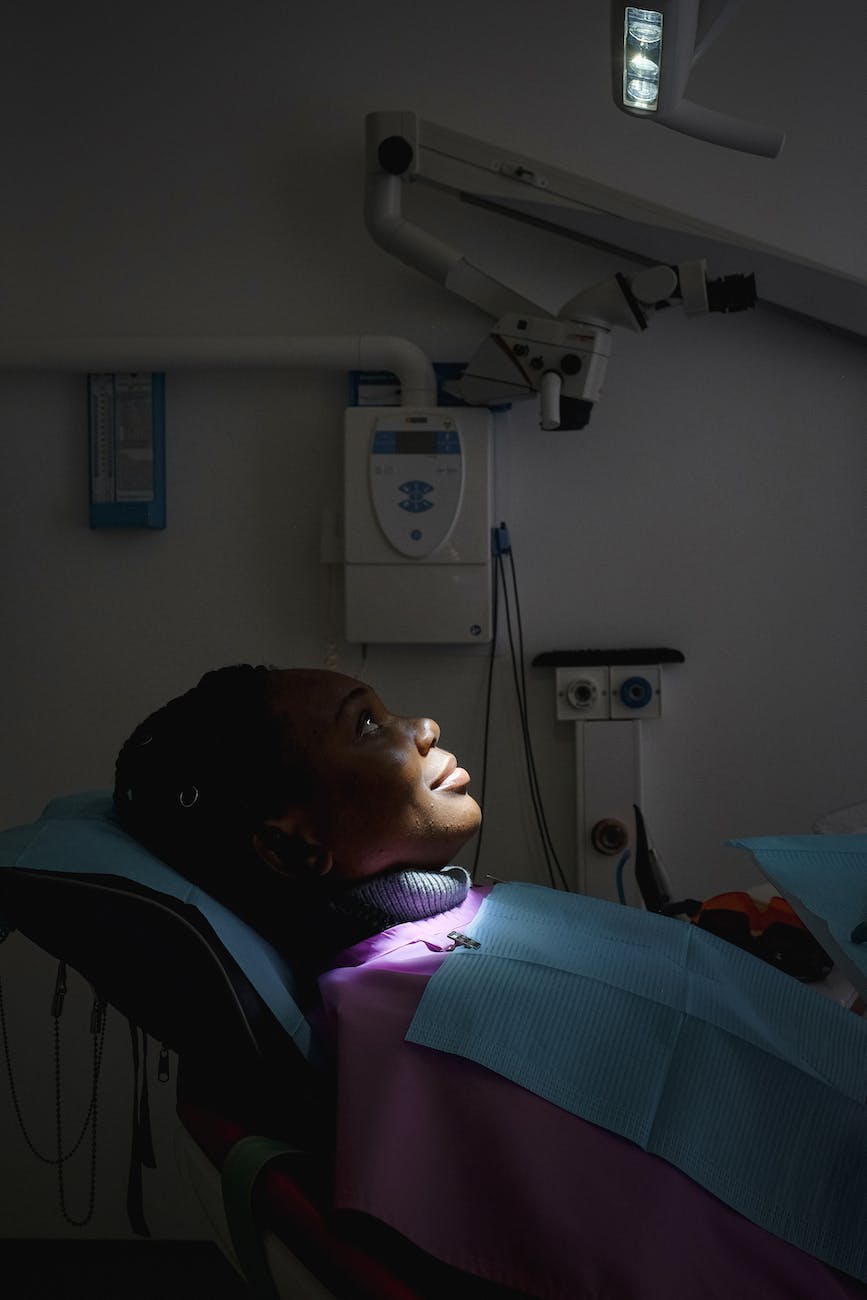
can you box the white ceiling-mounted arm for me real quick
[366,112,547,321]
[365,110,758,429]
[654,98,785,159]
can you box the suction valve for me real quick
[566,677,600,710]
[591,818,629,856]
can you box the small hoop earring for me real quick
[179,787,199,808]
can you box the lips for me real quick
[437,766,470,791]
[430,753,470,791]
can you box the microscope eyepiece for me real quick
[706,272,757,313]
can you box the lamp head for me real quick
[611,0,785,157]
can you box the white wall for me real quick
[1,0,865,1242]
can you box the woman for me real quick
[114,664,483,966]
[115,665,865,1300]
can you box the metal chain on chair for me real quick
[0,958,108,1226]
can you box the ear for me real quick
[251,814,334,881]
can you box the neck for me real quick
[310,864,472,957]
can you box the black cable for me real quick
[506,551,569,890]
[497,552,554,886]
[471,547,500,881]
[473,523,568,891]
[498,550,568,891]
[0,969,106,1168]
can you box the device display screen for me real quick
[396,430,439,454]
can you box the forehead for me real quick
[265,669,370,731]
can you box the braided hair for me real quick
[113,665,290,929]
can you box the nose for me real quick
[413,716,440,755]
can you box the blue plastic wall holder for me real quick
[348,363,511,411]
[88,372,166,529]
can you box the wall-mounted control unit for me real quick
[344,406,492,643]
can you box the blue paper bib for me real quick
[407,882,867,1282]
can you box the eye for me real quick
[357,710,380,738]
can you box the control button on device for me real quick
[399,480,435,513]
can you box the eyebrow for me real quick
[335,685,369,722]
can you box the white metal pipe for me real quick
[574,721,588,895]
[365,171,462,287]
[660,100,785,158]
[365,173,544,321]
[0,334,439,407]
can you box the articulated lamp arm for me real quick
[365,111,755,429]
[365,115,548,323]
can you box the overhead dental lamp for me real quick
[611,0,785,157]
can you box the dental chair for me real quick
[0,792,518,1300]
[5,793,865,1299]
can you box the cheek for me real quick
[315,750,430,843]
[362,751,423,813]
[325,775,415,839]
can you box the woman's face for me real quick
[264,669,482,880]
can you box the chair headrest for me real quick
[0,792,318,1069]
